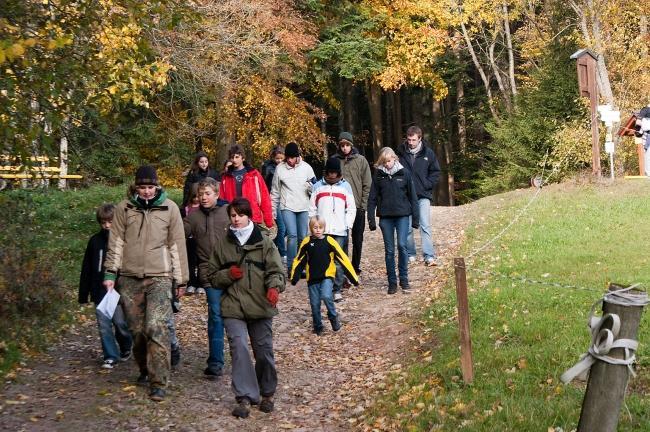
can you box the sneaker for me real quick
[313,327,324,336]
[401,285,411,294]
[259,396,275,413]
[204,365,223,380]
[149,387,165,402]
[186,286,196,295]
[171,345,181,368]
[101,359,116,369]
[425,257,441,267]
[137,371,149,386]
[333,292,343,302]
[387,284,397,295]
[232,398,251,418]
[330,316,342,332]
[408,256,416,264]
[120,350,132,362]
[196,287,206,295]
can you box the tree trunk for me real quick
[503,2,517,96]
[385,91,394,147]
[343,78,356,133]
[393,90,403,146]
[432,99,447,205]
[488,28,512,112]
[367,81,384,156]
[457,77,467,154]
[58,123,69,190]
[460,22,499,120]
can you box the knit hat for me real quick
[285,142,300,158]
[325,157,341,175]
[338,132,353,145]
[135,165,159,186]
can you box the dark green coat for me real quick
[207,224,285,320]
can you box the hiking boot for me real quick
[120,350,132,362]
[313,326,324,336]
[101,359,116,369]
[330,316,342,332]
[259,396,275,413]
[387,284,397,295]
[149,387,165,402]
[232,398,251,418]
[333,292,343,302]
[204,365,223,380]
[171,344,181,368]
[137,371,149,386]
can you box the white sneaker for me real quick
[408,256,416,264]
[102,359,116,369]
[196,287,206,295]
[186,286,196,295]
[334,292,343,302]
[425,258,441,267]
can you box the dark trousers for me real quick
[350,209,365,273]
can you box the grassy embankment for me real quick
[363,180,650,431]
[0,185,182,376]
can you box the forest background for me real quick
[3,0,648,202]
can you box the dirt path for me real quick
[0,206,469,431]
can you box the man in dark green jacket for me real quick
[335,132,372,275]
[207,197,285,419]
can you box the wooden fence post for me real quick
[454,257,474,384]
[577,283,645,432]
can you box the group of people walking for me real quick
[78,125,441,418]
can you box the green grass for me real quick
[0,184,182,375]
[364,180,650,431]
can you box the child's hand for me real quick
[176,284,186,298]
[266,287,279,307]
[229,265,244,280]
[103,280,115,292]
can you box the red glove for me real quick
[229,265,243,280]
[266,287,279,307]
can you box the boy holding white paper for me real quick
[79,203,133,369]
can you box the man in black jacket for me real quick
[397,125,441,266]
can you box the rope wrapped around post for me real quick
[561,285,648,383]
[560,283,648,432]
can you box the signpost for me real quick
[598,104,620,180]
[571,49,601,177]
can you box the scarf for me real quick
[379,161,404,176]
[230,220,254,245]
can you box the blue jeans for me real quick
[308,278,337,331]
[379,216,410,287]
[407,198,436,260]
[96,305,132,361]
[281,209,309,275]
[331,234,348,293]
[168,316,179,349]
[205,287,225,368]
[273,216,286,257]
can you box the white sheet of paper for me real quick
[97,289,120,319]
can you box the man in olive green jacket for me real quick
[207,197,285,418]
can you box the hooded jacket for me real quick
[207,224,285,320]
[367,165,419,228]
[104,189,189,284]
[334,147,372,210]
[184,200,230,287]
[220,163,274,228]
[270,160,316,215]
[396,141,441,200]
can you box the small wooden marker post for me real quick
[454,257,474,383]
[577,283,645,432]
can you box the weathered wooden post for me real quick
[571,49,601,178]
[454,257,474,383]
[567,283,647,432]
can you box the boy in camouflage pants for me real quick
[103,165,188,402]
